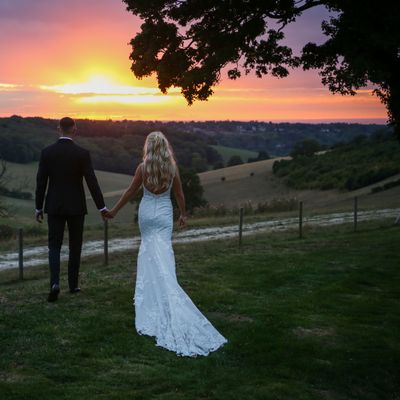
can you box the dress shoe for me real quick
[69,287,81,294]
[47,284,60,302]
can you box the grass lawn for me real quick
[0,222,399,399]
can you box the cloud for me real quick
[38,76,181,106]
[77,95,175,105]
[39,76,179,96]
[0,83,22,91]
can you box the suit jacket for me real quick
[35,138,105,215]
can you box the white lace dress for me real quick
[135,181,227,357]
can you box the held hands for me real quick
[101,207,117,221]
[101,208,115,221]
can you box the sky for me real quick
[0,0,387,122]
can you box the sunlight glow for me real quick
[38,75,181,106]
[0,83,20,91]
[0,0,387,121]
[77,94,176,104]
[40,75,179,96]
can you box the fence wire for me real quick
[1,192,399,278]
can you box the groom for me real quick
[35,117,110,302]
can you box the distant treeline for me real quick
[0,116,392,176]
[272,131,400,191]
[0,116,222,174]
[188,121,386,156]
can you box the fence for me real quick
[7,196,400,280]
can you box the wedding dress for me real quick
[135,179,227,357]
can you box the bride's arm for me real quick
[109,163,143,217]
[172,167,187,227]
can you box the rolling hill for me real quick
[2,150,399,229]
[198,157,400,212]
[199,133,400,212]
[273,134,400,191]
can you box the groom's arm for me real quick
[35,150,49,213]
[82,150,106,211]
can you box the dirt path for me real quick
[0,208,398,271]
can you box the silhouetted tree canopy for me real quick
[123,0,400,136]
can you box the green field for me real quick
[0,161,133,227]
[1,222,399,399]
[211,145,258,164]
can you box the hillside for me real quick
[2,129,399,226]
[273,134,400,191]
[198,155,400,212]
[2,147,400,229]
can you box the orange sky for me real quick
[0,0,387,122]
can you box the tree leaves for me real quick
[123,0,400,136]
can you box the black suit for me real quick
[35,138,105,290]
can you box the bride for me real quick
[108,131,227,357]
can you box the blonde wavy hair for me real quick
[142,131,176,191]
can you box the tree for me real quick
[173,167,207,212]
[227,155,244,166]
[123,0,400,137]
[290,138,321,158]
[248,150,270,163]
[190,152,208,172]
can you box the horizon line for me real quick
[1,114,388,125]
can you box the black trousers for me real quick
[47,214,85,290]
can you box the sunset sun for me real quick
[39,75,180,106]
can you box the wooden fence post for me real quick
[354,196,358,232]
[18,228,23,280]
[299,201,303,239]
[104,220,109,266]
[239,207,244,247]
